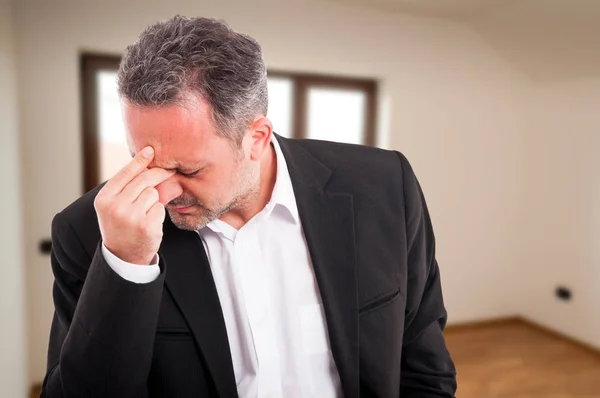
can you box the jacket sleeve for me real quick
[41,212,165,398]
[397,152,457,397]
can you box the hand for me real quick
[94,146,176,265]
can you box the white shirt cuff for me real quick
[101,243,160,284]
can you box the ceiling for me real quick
[10,0,600,81]
[329,0,600,82]
[331,0,518,18]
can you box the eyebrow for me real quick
[129,150,204,172]
[151,159,204,172]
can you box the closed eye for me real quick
[178,169,201,177]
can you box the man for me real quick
[42,15,456,398]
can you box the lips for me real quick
[170,205,193,213]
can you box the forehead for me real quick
[122,97,216,168]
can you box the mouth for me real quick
[170,205,195,214]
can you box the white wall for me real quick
[0,0,28,397]
[521,78,600,349]
[14,0,529,383]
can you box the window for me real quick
[81,54,123,192]
[81,53,378,192]
[267,72,377,146]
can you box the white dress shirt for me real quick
[103,136,342,398]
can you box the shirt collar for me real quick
[268,135,300,224]
[202,135,299,237]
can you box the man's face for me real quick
[123,95,259,231]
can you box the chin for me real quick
[167,209,210,231]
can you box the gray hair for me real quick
[117,16,268,144]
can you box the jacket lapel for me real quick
[159,218,238,398]
[278,137,360,398]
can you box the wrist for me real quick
[104,244,154,266]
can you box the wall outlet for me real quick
[555,286,572,301]
[39,239,52,255]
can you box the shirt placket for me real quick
[234,220,282,398]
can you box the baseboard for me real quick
[30,383,41,398]
[445,315,600,358]
[444,316,522,333]
[522,317,600,359]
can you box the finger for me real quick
[121,167,175,203]
[133,186,160,213]
[103,146,154,196]
[147,201,166,223]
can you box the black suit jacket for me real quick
[42,137,457,398]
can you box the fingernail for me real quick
[142,147,153,158]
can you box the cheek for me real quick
[155,180,184,205]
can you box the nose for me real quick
[155,177,184,205]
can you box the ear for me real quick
[247,117,273,161]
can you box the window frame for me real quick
[80,53,121,192]
[268,70,378,146]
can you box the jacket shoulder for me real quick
[57,184,103,222]
[292,139,407,186]
[53,184,104,257]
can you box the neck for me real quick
[219,143,277,229]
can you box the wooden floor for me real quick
[445,319,600,398]
[31,319,600,398]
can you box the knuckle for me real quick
[133,171,152,190]
[95,198,112,214]
[113,203,131,222]
[146,187,159,202]
[94,195,104,210]
[155,203,166,217]
[117,168,131,180]
[94,190,109,207]
[137,222,149,233]
[147,204,165,223]
[134,155,147,166]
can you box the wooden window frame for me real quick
[80,53,121,192]
[268,71,378,146]
[80,53,378,192]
